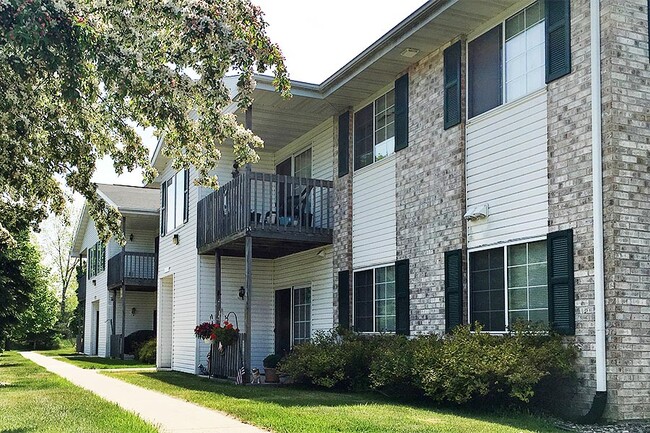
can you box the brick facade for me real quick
[329,0,649,420]
[600,0,650,420]
[395,38,467,335]
[546,0,596,417]
[332,110,353,327]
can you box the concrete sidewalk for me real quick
[21,352,266,433]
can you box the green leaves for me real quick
[0,0,290,244]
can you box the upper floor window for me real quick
[87,241,105,279]
[161,169,189,236]
[468,1,546,118]
[354,264,396,332]
[354,89,395,170]
[469,240,547,331]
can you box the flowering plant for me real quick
[194,320,239,346]
[211,320,239,347]
[194,322,214,340]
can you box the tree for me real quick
[0,0,290,245]
[39,207,80,331]
[13,279,60,350]
[0,231,47,350]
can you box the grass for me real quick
[0,351,158,433]
[106,370,565,433]
[37,345,155,369]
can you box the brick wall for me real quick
[332,111,353,326]
[600,0,650,420]
[395,38,467,335]
[546,0,595,417]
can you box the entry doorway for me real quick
[91,300,100,355]
[274,289,291,355]
[158,276,173,368]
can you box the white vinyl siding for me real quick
[273,247,333,337]
[219,257,274,370]
[81,220,110,357]
[274,118,334,181]
[466,89,548,248]
[157,162,199,374]
[352,157,397,269]
[114,291,157,337]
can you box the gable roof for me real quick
[96,184,160,214]
[71,184,160,257]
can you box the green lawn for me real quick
[106,370,564,433]
[37,346,155,369]
[0,351,158,433]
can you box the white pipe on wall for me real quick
[590,0,607,393]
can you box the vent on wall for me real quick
[464,203,489,221]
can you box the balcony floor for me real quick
[197,227,332,259]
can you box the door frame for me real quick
[274,284,312,353]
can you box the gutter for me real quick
[579,0,607,423]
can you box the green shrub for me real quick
[280,328,388,390]
[369,334,430,397]
[124,330,155,355]
[414,322,576,406]
[136,338,156,364]
[280,323,575,408]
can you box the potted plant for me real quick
[263,354,282,383]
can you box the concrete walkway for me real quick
[21,352,266,433]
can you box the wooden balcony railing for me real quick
[107,251,157,290]
[197,169,334,255]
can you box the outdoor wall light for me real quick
[92,279,97,286]
[129,233,134,242]
[238,286,245,300]
[172,234,180,245]
[316,249,327,259]
[131,307,137,316]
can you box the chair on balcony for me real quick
[265,185,313,227]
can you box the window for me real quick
[469,240,547,331]
[505,1,545,101]
[354,89,395,170]
[354,265,396,332]
[469,1,546,118]
[87,241,105,279]
[293,287,311,345]
[163,170,188,234]
[293,148,312,179]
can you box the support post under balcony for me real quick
[244,235,252,382]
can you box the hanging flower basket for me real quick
[211,320,239,347]
[194,320,239,347]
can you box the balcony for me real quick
[197,169,334,258]
[107,251,157,291]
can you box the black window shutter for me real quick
[338,270,350,329]
[395,259,410,335]
[337,112,350,177]
[545,0,571,83]
[160,182,167,236]
[547,229,575,335]
[394,74,409,151]
[445,249,463,333]
[444,41,462,129]
[468,25,502,118]
[183,169,190,223]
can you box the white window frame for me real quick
[466,0,546,120]
[353,88,396,171]
[292,286,311,346]
[352,263,396,333]
[466,236,547,333]
[164,170,186,234]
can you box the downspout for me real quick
[579,0,607,423]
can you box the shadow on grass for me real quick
[0,363,20,368]
[121,371,561,432]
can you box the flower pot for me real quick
[264,367,279,383]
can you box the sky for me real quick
[92,0,427,187]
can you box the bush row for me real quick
[279,323,576,408]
